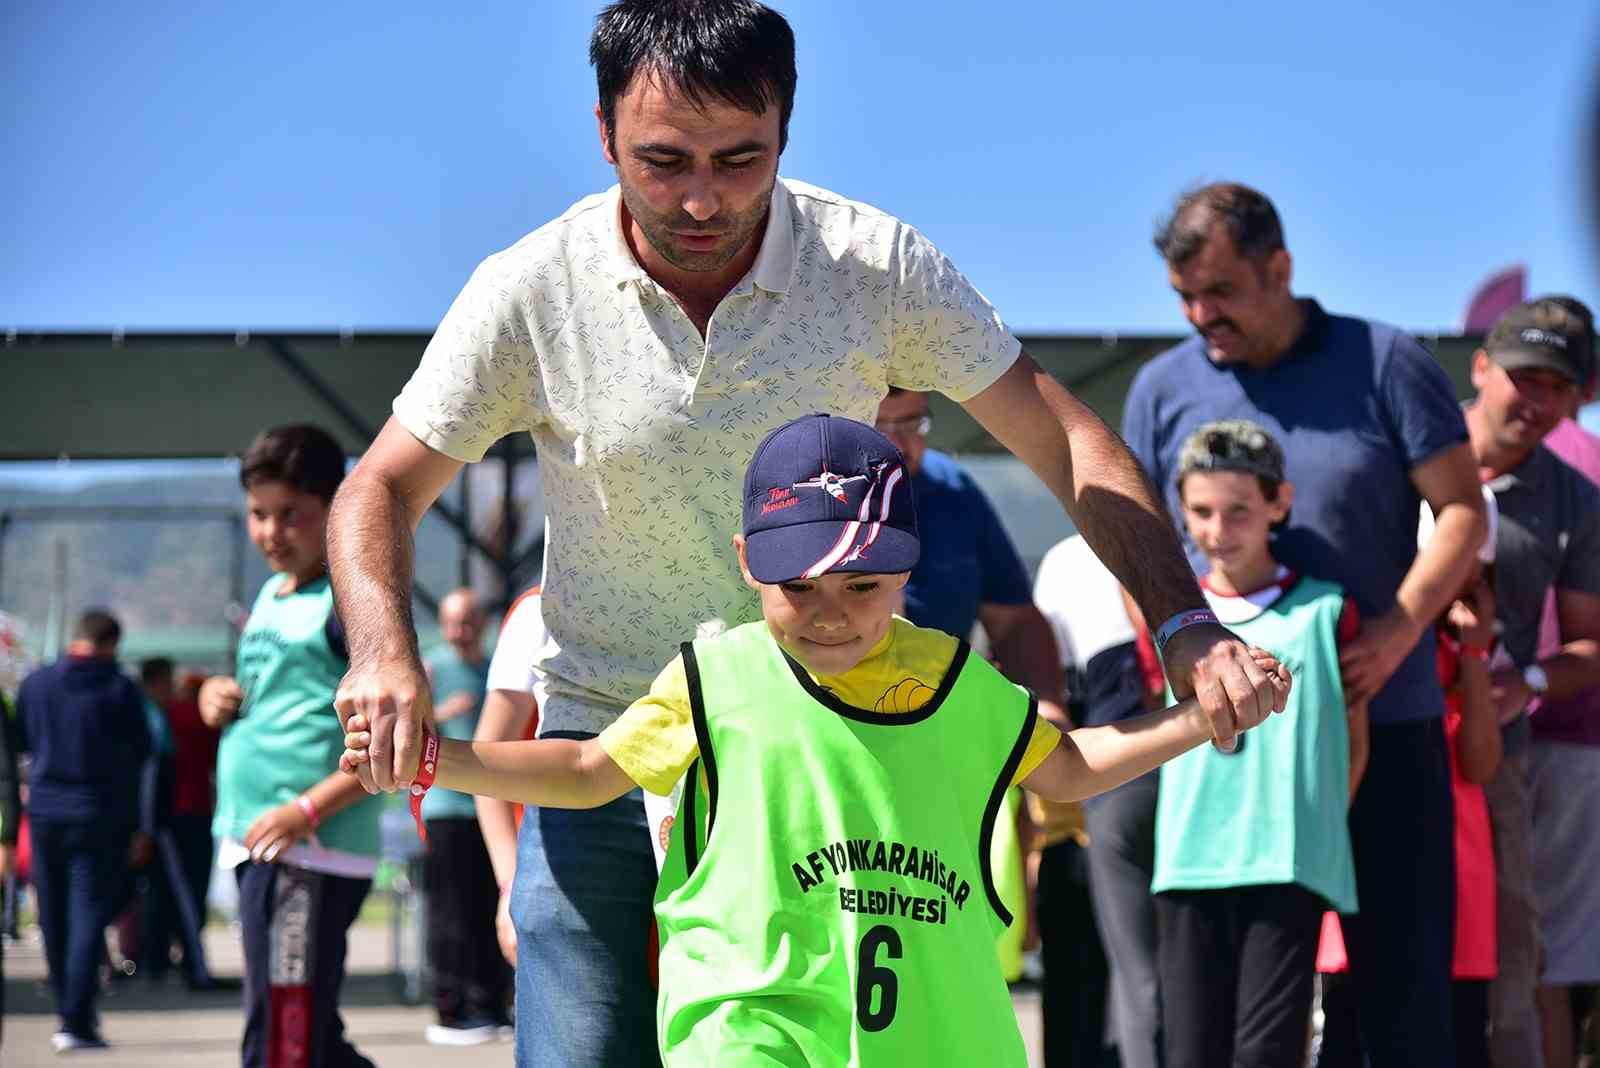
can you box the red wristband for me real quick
[1459,642,1491,662]
[295,794,321,830]
[409,731,441,843]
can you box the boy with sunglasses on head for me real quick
[343,413,1290,1065]
[1139,419,1366,1068]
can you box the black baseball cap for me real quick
[742,414,920,584]
[1486,299,1592,385]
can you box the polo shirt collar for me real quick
[1278,298,1329,364]
[602,179,796,294]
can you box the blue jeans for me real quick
[512,775,660,1067]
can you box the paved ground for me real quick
[3,922,1044,1066]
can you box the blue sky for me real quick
[4,0,1599,336]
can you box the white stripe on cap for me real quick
[802,468,883,578]
[840,464,903,566]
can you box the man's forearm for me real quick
[1052,398,1204,627]
[1542,641,1600,698]
[327,471,422,667]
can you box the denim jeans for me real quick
[511,772,661,1068]
[1083,770,1162,1068]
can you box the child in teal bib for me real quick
[341,414,1291,1066]
[1148,419,1364,1068]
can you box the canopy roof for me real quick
[5,329,1486,461]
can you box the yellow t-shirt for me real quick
[598,617,1061,796]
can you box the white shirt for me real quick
[395,178,1021,734]
[1033,534,1136,669]
[486,588,548,706]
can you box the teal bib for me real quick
[1153,576,1358,913]
[214,574,379,858]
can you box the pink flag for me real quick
[1462,265,1526,332]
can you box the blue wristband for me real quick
[1153,608,1220,657]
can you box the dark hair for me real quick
[73,608,121,648]
[591,0,798,152]
[1154,182,1286,266]
[1535,293,1597,388]
[240,424,346,503]
[140,657,175,687]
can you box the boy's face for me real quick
[1179,470,1290,573]
[734,535,909,676]
[246,479,330,581]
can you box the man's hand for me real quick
[496,886,518,966]
[0,842,12,879]
[244,800,314,864]
[198,676,244,729]
[1339,608,1424,706]
[335,658,432,793]
[1161,622,1288,749]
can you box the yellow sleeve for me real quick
[596,655,701,796]
[1009,713,1061,787]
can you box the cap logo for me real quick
[793,470,867,503]
[1520,327,1568,351]
[801,461,905,578]
[761,486,799,515]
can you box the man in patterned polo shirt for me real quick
[326,3,1285,1064]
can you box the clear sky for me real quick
[5,0,1599,336]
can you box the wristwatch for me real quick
[1523,663,1550,696]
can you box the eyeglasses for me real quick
[875,415,932,438]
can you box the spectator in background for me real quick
[422,587,511,1045]
[138,657,219,990]
[1458,299,1600,1068]
[1526,295,1600,1068]
[0,688,20,1053]
[16,609,152,1053]
[875,387,1065,982]
[198,424,381,1068]
[473,586,545,969]
[1033,532,1140,1068]
[1124,182,1485,1066]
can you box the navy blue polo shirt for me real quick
[1123,300,1469,725]
[902,448,1034,639]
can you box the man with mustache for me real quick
[327,7,1288,1066]
[1121,182,1486,1067]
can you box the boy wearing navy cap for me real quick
[341,413,1290,1066]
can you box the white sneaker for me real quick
[51,1031,109,1053]
[424,1021,500,1046]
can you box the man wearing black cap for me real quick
[1464,299,1600,1068]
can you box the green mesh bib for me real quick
[654,621,1035,1066]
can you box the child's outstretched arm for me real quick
[1023,647,1291,802]
[341,713,636,809]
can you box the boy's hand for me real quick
[339,712,422,786]
[244,801,314,864]
[1234,646,1291,732]
[335,658,432,793]
[199,676,244,729]
[1447,583,1496,651]
[1163,623,1290,749]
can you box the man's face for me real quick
[1471,353,1578,453]
[874,391,930,475]
[600,71,781,274]
[439,594,486,659]
[1168,225,1292,365]
[245,480,329,581]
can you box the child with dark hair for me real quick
[198,423,379,1068]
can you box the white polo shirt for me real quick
[394,178,1021,735]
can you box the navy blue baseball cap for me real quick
[742,414,920,584]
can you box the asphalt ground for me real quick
[3,920,1044,1066]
